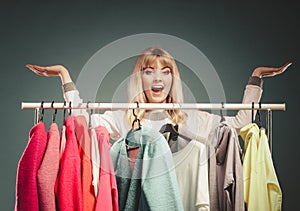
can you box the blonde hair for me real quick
[127,47,187,124]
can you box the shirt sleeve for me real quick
[63,85,123,140]
[247,76,263,88]
[204,84,263,134]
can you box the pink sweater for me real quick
[37,123,60,211]
[74,116,96,211]
[15,122,47,211]
[95,126,118,211]
[55,116,83,211]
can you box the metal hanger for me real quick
[220,102,225,122]
[131,101,141,130]
[257,102,262,128]
[51,101,57,123]
[159,123,192,142]
[39,101,45,122]
[126,102,141,151]
[87,101,94,128]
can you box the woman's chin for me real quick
[147,94,167,103]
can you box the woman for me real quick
[26,47,291,142]
[27,47,291,210]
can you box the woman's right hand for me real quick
[26,64,73,84]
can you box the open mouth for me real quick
[151,85,164,93]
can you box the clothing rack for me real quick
[21,102,285,153]
[21,102,285,111]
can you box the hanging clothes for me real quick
[15,121,48,211]
[240,123,282,211]
[159,123,209,210]
[110,126,184,211]
[217,122,244,211]
[37,122,60,211]
[172,139,210,211]
[94,125,119,211]
[74,115,96,211]
[211,121,244,211]
[206,121,227,211]
[55,116,83,211]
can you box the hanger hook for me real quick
[69,101,72,116]
[51,101,57,123]
[63,101,67,124]
[257,102,262,128]
[86,101,94,115]
[220,102,225,122]
[132,101,139,119]
[132,101,141,129]
[87,101,93,127]
[251,102,255,123]
[39,101,45,122]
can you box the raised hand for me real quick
[252,62,292,78]
[26,64,72,84]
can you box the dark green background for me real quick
[1,0,299,210]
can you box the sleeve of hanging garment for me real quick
[15,122,48,211]
[259,128,282,210]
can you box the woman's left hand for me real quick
[252,62,292,78]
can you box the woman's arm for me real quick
[26,64,123,138]
[224,62,292,131]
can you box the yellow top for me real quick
[240,123,282,211]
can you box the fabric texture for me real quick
[110,126,184,211]
[240,123,282,211]
[37,123,60,211]
[74,115,96,211]
[55,116,83,211]
[15,122,48,211]
[62,81,76,92]
[172,140,210,211]
[94,126,119,211]
[248,76,263,87]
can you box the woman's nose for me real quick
[153,72,162,82]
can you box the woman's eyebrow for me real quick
[161,66,171,70]
[143,66,154,69]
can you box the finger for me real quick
[262,72,277,77]
[26,64,38,72]
[279,62,292,73]
[26,64,47,76]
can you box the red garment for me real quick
[37,123,60,211]
[56,116,83,211]
[127,148,139,172]
[15,122,47,211]
[94,126,119,211]
[74,116,96,211]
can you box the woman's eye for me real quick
[162,70,171,75]
[144,69,154,75]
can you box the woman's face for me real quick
[141,60,173,103]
